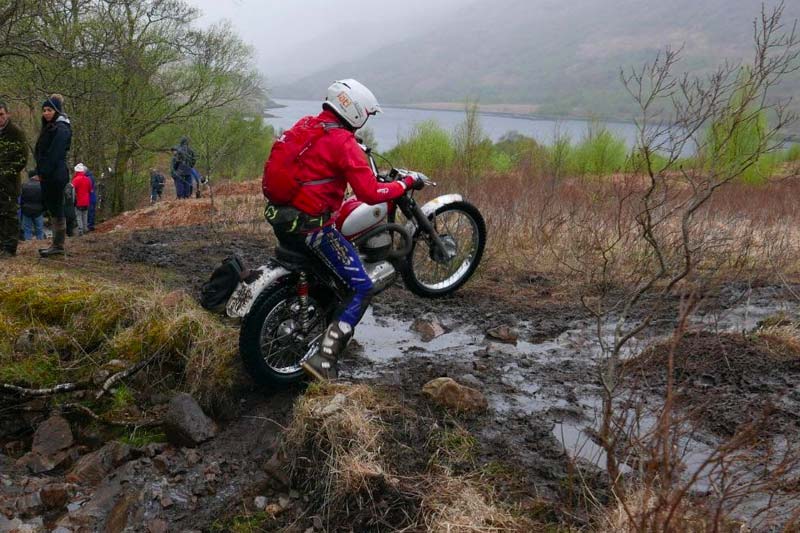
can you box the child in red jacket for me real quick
[71,163,93,236]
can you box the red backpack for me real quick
[262,116,342,205]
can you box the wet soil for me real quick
[6,221,800,530]
[627,331,800,439]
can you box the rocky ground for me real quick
[3,200,800,531]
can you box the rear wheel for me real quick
[239,282,333,386]
[401,201,486,297]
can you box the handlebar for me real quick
[365,146,437,188]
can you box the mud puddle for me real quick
[348,286,800,523]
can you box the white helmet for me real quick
[74,163,87,173]
[324,79,382,130]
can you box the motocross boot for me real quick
[301,321,353,381]
[39,218,66,258]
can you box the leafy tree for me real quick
[3,0,263,212]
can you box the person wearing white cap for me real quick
[71,163,93,236]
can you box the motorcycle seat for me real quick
[275,245,313,269]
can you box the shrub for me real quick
[386,120,456,177]
[570,121,628,176]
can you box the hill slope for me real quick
[274,0,800,119]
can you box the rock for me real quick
[163,393,218,447]
[17,416,74,473]
[486,325,518,345]
[92,369,112,385]
[104,359,128,370]
[254,496,268,510]
[105,491,137,533]
[32,415,74,458]
[0,516,44,533]
[67,442,131,486]
[56,464,133,531]
[184,448,202,466]
[422,377,488,413]
[459,373,482,389]
[263,451,289,488]
[148,518,169,533]
[153,453,171,474]
[412,314,447,342]
[319,394,347,417]
[40,483,74,509]
[143,442,168,458]
[278,496,291,509]
[313,516,324,530]
[14,329,38,354]
[265,503,283,516]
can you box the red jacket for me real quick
[72,172,93,208]
[288,109,407,217]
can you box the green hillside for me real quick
[274,0,800,121]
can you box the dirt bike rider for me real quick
[263,79,424,381]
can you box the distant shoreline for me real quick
[267,98,800,141]
[385,102,637,128]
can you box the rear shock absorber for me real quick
[296,271,314,333]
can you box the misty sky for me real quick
[188,0,469,87]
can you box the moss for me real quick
[210,509,274,533]
[0,267,241,416]
[0,353,62,387]
[429,425,479,468]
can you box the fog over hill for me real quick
[274,0,800,120]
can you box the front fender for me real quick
[404,193,464,233]
[226,261,291,319]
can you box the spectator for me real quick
[34,94,72,258]
[72,163,92,236]
[150,168,165,204]
[20,170,45,240]
[190,167,203,198]
[86,166,97,231]
[0,99,28,257]
[171,137,195,199]
[63,180,77,237]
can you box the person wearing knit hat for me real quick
[42,95,63,115]
[34,93,72,257]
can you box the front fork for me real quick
[404,198,455,261]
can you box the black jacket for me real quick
[0,120,28,197]
[20,178,44,217]
[151,171,165,190]
[34,115,72,185]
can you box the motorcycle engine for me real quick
[361,231,392,262]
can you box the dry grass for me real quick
[89,170,800,296]
[0,265,241,414]
[596,487,747,533]
[444,171,800,290]
[282,382,534,532]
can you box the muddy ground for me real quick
[4,221,800,531]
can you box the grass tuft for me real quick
[0,267,240,415]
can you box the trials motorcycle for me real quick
[226,147,486,386]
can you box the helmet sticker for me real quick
[337,92,352,108]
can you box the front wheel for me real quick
[239,281,333,386]
[401,201,486,297]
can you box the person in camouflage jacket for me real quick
[0,100,28,257]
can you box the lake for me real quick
[266,99,641,152]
